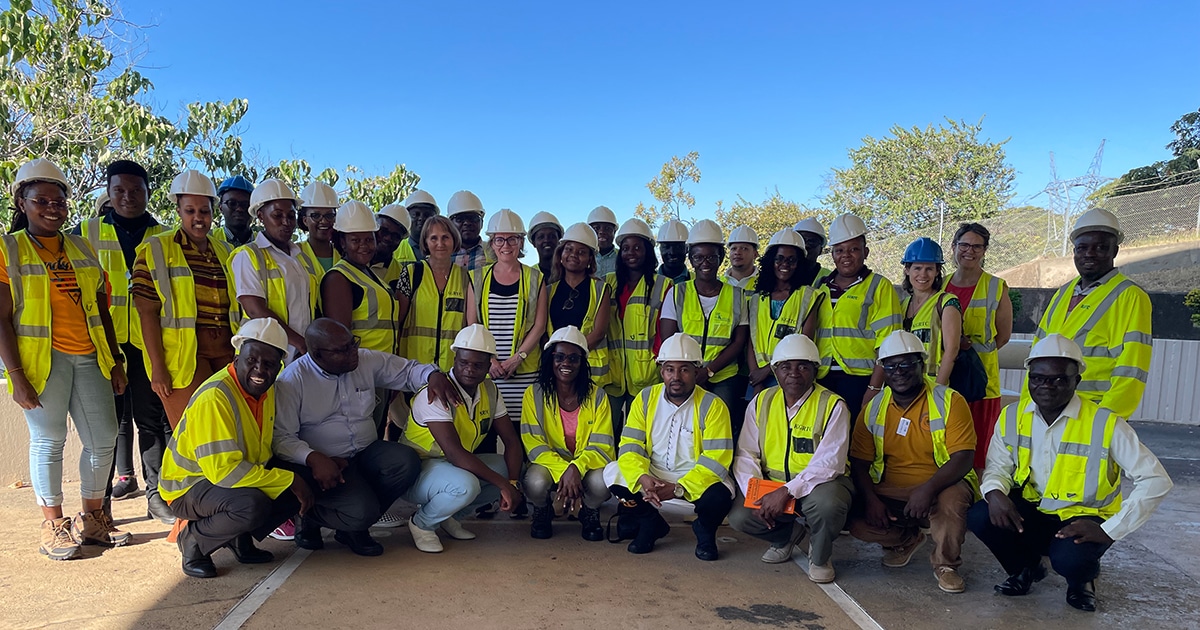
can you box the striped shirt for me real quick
[131,230,231,328]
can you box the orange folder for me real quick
[744,478,796,514]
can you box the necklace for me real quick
[26,229,64,255]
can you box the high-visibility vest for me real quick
[229,242,318,329]
[812,266,832,288]
[997,396,1122,520]
[617,384,733,501]
[80,217,165,346]
[549,277,615,392]
[607,273,671,395]
[394,238,420,263]
[328,260,398,354]
[749,286,815,367]
[901,291,956,379]
[0,232,115,395]
[135,230,236,388]
[211,227,257,248]
[959,272,1006,399]
[673,280,744,383]
[472,264,543,375]
[296,240,339,280]
[723,269,758,291]
[402,379,499,458]
[753,385,846,482]
[159,369,294,502]
[1034,271,1152,419]
[863,379,978,491]
[815,272,902,377]
[520,384,615,482]
[405,261,469,372]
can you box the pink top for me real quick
[560,407,580,453]
[944,281,975,308]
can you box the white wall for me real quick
[0,380,84,485]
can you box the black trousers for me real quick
[611,483,733,533]
[107,343,169,499]
[708,377,748,446]
[967,493,1112,588]
[169,480,299,555]
[818,371,871,424]
[274,441,421,532]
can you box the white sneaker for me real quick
[407,520,443,553]
[373,511,407,528]
[761,544,795,564]
[809,561,836,583]
[439,517,476,540]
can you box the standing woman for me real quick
[899,237,961,386]
[546,223,613,408]
[402,215,477,372]
[132,170,236,429]
[471,209,548,447]
[607,218,671,418]
[0,159,131,559]
[297,181,340,278]
[945,223,1011,471]
[747,229,820,394]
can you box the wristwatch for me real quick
[706,368,715,379]
[518,351,528,360]
[673,484,685,499]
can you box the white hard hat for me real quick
[377,203,410,232]
[1025,333,1087,373]
[877,330,927,363]
[231,318,289,354]
[528,211,563,235]
[447,190,484,217]
[332,200,377,233]
[727,225,759,247]
[299,181,339,209]
[402,189,440,211]
[486,208,526,236]
[1071,207,1123,244]
[561,222,599,253]
[543,325,589,355]
[767,228,807,255]
[827,213,868,246]
[656,332,703,364]
[94,191,110,214]
[616,218,655,244]
[249,179,302,214]
[771,334,821,366]
[687,219,724,246]
[586,205,618,226]
[12,158,70,196]
[168,169,218,204]
[657,219,689,243]
[450,323,497,356]
[793,217,827,243]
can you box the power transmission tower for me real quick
[1041,140,1113,255]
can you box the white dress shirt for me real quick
[735,387,851,499]
[231,232,312,360]
[723,269,758,290]
[273,349,437,464]
[980,395,1173,541]
[648,391,701,483]
[410,369,508,427]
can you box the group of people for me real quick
[0,157,1173,613]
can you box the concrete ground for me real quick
[1,422,1196,630]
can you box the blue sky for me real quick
[121,0,1199,228]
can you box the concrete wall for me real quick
[0,380,84,486]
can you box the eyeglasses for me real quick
[452,214,482,226]
[551,352,583,366]
[308,212,336,223]
[881,360,921,373]
[221,200,250,211]
[328,336,361,355]
[689,254,720,265]
[493,235,523,247]
[775,256,799,266]
[1028,374,1072,388]
[955,242,986,253]
[23,197,69,212]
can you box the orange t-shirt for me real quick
[0,236,95,355]
[226,364,264,431]
[850,386,976,490]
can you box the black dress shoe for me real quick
[226,534,274,564]
[334,530,384,556]
[994,563,1047,596]
[691,519,719,561]
[627,512,670,554]
[294,521,324,550]
[178,529,217,579]
[1066,581,1097,612]
[147,493,177,525]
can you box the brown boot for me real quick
[41,517,82,561]
[72,509,133,547]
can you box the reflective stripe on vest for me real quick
[817,273,902,376]
[330,260,398,354]
[473,264,543,374]
[552,277,614,389]
[83,217,164,345]
[613,275,670,393]
[902,291,954,378]
[961,272,1005,399]
[232,242,318,329]
[405,262,469,372]
[402,380,497,457]
[525,385,613,463]
[637,385,731,481]
[864,380,977,490]
[755,385,841,482]
[749,287,813,366]
[674,280,743,382]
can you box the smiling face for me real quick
[451,212,483,247]
[490,232,523,263]
[257,200,297,246]
[1073,232,1118,283]
[590,222,616,252]
[1027,357,1081,414]
[560,240,593,274]
[549,342,585,387]
[374,215,406,261]
[338,230,377,266]
[905,262,940,293]
[689,244,723,281]
[107,173,148,219]
[771,245,801,285]
[831,236,868,277]
[659,242,686,270]
[424,220,457,262]
[176,194,214,244]
[532,226,562,262]
[728,242,757,271]
[304,207,336,242]
[17,182,70,235]
[619,236,648,271]
[880,353,925,396]
[235,341,285,398]
[952,229,986,270]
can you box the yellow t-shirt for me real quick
[850,387,976,490]
[0,235,96,355]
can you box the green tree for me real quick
[823,117,1016,238]
[259,159,420,211]
[714,189,832,245]
[633,151,701,228]
[1106,107,1200,197]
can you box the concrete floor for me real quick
[1,422,1196,630]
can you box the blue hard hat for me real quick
[217,175,254,195]
[901,237,944,264]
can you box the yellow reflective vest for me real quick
[135,230,236,388]
[617,384,733,501]
[0,232,116,395]
[472,264,543,375]
[901,291,957,379]
[749,286,816,367]
[996,396,1122,520]
[863,379,978,491]
[159,368,294,502]
[672,280,745,383]
[229,242,318,329]
[404,261,469,372]
[1034,271,1152,419]
[520,384,615,482]
[402,379,500,458]
[959,272,1007,399]
[328,260,398,354]
[752,384,847,482]
[296,240,339,280]
[80,216,166,346]
[815,272,902,377]
[607,273,671,396]
[394,238,420,264]
[549,277,615,392]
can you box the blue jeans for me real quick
[23,351,119,507]
[404,453,507,531]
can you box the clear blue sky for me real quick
[122,0,1200,228]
